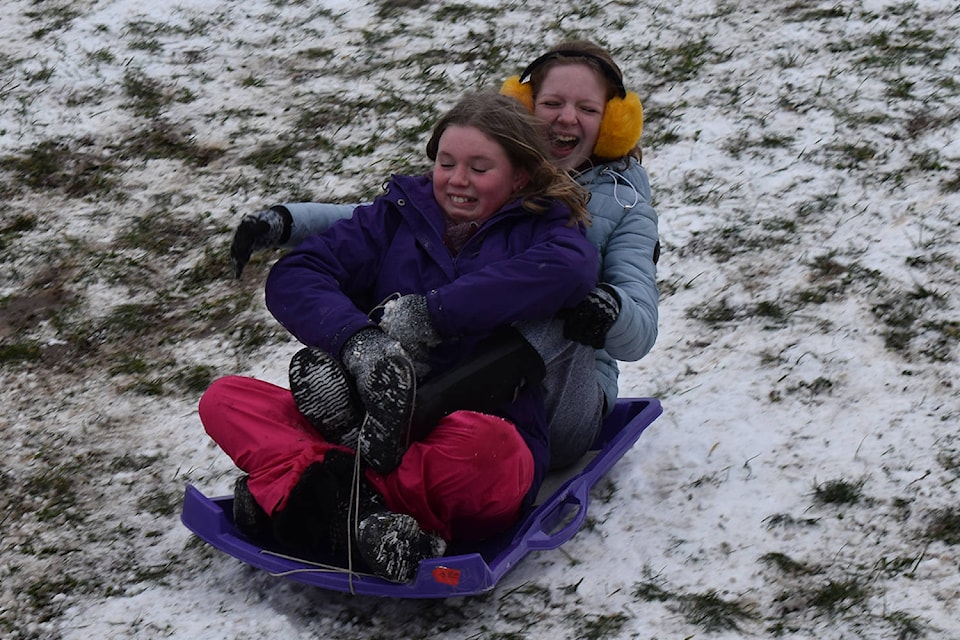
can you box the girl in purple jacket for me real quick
[198,91,597,583]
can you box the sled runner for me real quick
[181,396,661,598]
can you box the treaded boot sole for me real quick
[289,347,363,448]
[358,355,416,474]
[356,511,447,583]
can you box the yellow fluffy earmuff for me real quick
[593,92,643,158]
[499,75,643,159]
[499,75,535,113]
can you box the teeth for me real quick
[450,196,472,204]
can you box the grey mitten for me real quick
[379,294,441,363]
[230,206,292,278]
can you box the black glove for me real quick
[230,206,292,278]
[561,284,621,349]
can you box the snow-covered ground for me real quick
[2,1,959,638]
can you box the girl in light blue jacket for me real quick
[231,40,659,469]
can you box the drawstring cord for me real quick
[602,167,640,210]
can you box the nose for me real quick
[450,165,469,185]
[557,103,577,124]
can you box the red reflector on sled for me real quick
[432,566,461,586]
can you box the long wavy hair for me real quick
[426,90,589,225]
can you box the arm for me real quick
[264,202,393,357]
[281,202,359,248]
[585,160,659,361]
[230,202,359,277]
[428,211,599,338]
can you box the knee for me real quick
[198,376,237,419]
[434,411,527,463]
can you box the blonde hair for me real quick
[426,90,589,225]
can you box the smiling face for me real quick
[431,124,529,224]
[532,63,607,171]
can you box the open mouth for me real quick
[551,133,580,150]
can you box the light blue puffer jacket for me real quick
[575,157,659,412]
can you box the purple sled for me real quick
[180,396,661,598]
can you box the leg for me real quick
[198,375,352,515]
[368,410,535,542]
[516,320,605,469]
[200,375,444,580]
[288,347,363,448]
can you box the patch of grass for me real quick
[808,578,868,614]
[25,5,80,40]
[632,574,676,603]
[373,0,431,19]
[760,552,821,576]
[678,590,756,632]
[572,612,630,640]
[643,37,721,84]
[883,610,926,639]
[122,69,191,118]
[108,354,150,376]
[0,140,118,197]
[114,214,211,255]
[784,4,846,21]
[177,245,233,292]
[118,120,223,166]
[871,285,947,359]
[0,341,44,365]
[923,507,960,545]
[111,453,164,472]
[795,252,880,305]
[137,489,180,517]
[763,513,820,529]
[813,477,865,505]
[174,364,217,395]
[853,29,951,69]
[24,470,81,523]
[826,141,878,169]
[687,297,738,324]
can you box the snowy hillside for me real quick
[1,0,959,638]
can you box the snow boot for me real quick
[356,354,417,475]
[356,511,447,583]
[289,347,363,448]
[272,449,382,562]
[232,475,272,542]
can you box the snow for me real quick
[2,0,959,638]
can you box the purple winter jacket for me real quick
[265,173,598,494]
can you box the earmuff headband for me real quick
[518,50,627,99]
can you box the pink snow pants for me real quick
[198,375,534,542]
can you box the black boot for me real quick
[356,355,417,475]
[232,475,272,542]
[356,511,447,583]
[271,450,382,563]
[289,347,363,448]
